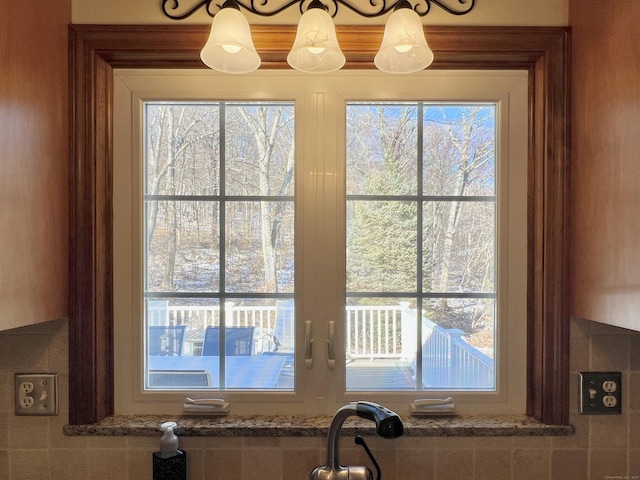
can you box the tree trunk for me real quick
[160,111,177,291]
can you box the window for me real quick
[113,69,527,415]
[69,25,570,426]
[142,102,295,392]
[345,103,500,392]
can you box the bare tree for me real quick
[425,106,495,328]
[237,106,294,293]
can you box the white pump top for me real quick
[158,421,179,458]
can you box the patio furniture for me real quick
[202,326,255,356]
[148,325,186,356]
[148,355,287,389]
[148,369,213,388]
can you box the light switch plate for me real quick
[579,371,622,415]
[15,373,59,416]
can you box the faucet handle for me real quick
[355,436,381,480]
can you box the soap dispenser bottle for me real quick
[152,421,187,480]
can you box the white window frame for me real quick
[112,69,528,417]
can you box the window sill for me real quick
[63,414,574,437]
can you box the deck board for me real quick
[346,359,415,390]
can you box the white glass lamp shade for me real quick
[200,7,261,74]
[374,8,434,74]
[286,8,346,74]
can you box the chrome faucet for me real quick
[311,401,404,480]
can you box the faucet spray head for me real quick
[311,402,404,480]
[355,401,404,439]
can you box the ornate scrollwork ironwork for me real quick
[161,0,475,20]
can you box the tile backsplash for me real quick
[1,317,639,480]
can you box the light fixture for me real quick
[374,0,434,74]
[286,0,345,73]
[200,0,261,74]
[162,0,475,74]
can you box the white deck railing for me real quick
[346,305,402,359]
[154,303,278,339]
[148,300,494,388]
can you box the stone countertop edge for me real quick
[63,414,574,437]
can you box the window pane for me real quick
[146,200,220,293]
[422,201,495,293]
[145,103,220,196]
[346,200,417,292]
[346,298,416,391]
[225,104,295,197]
[145,297,220,389]
[224,298,294,390]
[225,201,294,294]
[419,298,495,390]
[422,105,496,197]
[346,104,417,196]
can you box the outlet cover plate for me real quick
[15,373,59,416]
[579,371,622,415]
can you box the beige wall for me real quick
[72,0,568,25]
[1,317,639,479]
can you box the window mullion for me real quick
[219,102,227,386]
[416,102,424,390]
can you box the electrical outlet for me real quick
[15,373,59,416]
[579,372,622,415]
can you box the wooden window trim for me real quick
[68,24,570,425]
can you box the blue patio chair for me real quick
[261,300,295,383]
[262,299,294,353]
[148,325,186,356]
[202,326,255,356]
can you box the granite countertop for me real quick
[63,414,574,437]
